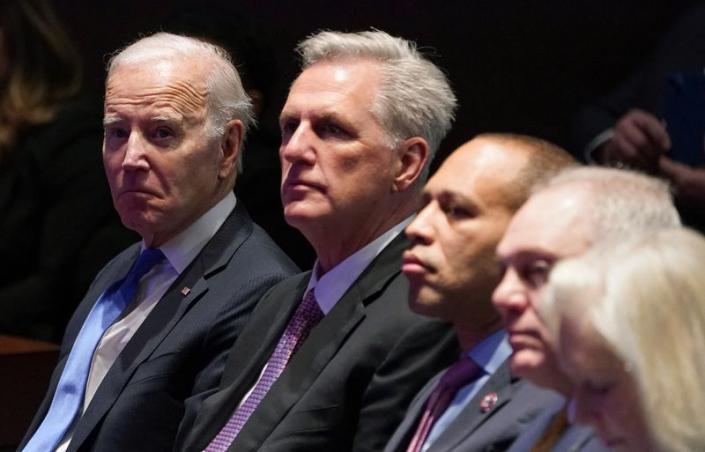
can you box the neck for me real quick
[141,188,230,248]
[310,198,415,274]
[455,318,503,352]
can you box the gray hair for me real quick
[106,32,254,172]
[542,228,705,452]
[296,30,457,180]
[537,167,681,240]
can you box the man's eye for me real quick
[279,120,299,136]
[324,124,343,135]
[524,259,552,287]
[106,127,128,139]
[318,122,348,138]
[154,127,174,139]
[442,203,471,219]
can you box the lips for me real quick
[119,187,159,198]
[282,177,326,194]
[507,329,543,350]
[402,252,433,276]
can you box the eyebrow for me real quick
[102,114,182,127]
[150,114,182,123]
[427,189,478,209]
[501,250,556,265]
[102,116,122,127]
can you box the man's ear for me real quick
[218,119,244,179]
[392,137,429,192]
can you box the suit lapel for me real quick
[432,361,515,451]
[68,204,253,451]
[387,372,443,452]
[230,234,410,451]
[17,246,140,450]
[185,274,309,452]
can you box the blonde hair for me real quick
[0,0,81,158]
[543,228,705,452]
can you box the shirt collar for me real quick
[467,329,511,376]
[306,216,413,314]
[146,192,236,274]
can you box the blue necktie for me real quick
[23,248,166,452]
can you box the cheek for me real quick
[335,148,393,185]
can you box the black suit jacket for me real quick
[19,203,298,452]
[176,234,459,452]
[384,360,561,452]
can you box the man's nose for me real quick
[405,203,437,245]
[280,122,316,165]
[122,133,150,171]
[492,270,529,313]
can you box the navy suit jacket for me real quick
[19,203,298,452]
[506,394,608,452]
[384,360,560,452]
[176,234,459,452]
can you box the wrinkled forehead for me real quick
[105,58,210,116]
[498,187,595,261]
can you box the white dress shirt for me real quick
[305,217,412,314]
[56,193,236,452]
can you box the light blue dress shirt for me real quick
[422,330,511,451]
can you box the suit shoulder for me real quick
[230,222,299,276]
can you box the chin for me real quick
[408,288,444,318]
[284,202,327,226]
[508,351,545,381]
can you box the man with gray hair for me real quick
[176,29,459,452]
[492,167,680,451]
[19,32,297,452]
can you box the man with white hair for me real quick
[19,33,297,452]
[176,29,459,452]
[492,167,681,451]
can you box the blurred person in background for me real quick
[542,227,705,452]
[0,0,134,342]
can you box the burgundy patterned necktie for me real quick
[205,289,324,452]
[406,355,482,452]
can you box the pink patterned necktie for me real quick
[205,289,324,452]
[406,355,482,452]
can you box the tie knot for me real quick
[439,355,481,390]
[299,289,324,324]
[130,248,166,281]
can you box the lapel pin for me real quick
[480,392,498,413]
[180,287,191,296]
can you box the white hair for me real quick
[536,166,681,239]
[296,30,457,180]
[106,32,254,173]
[542,228,705,452]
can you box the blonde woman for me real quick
[0,0,132,341]
[542,228,705,451]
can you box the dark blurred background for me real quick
[54,0,697,164]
